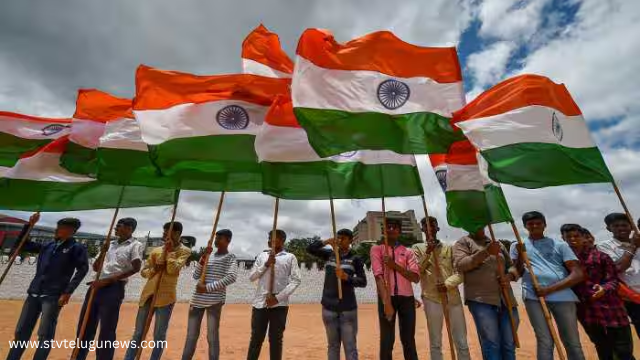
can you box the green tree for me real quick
[187,246,207,267]
[285,236,323,269]
[353,242,374,270]
[86,242,100,258]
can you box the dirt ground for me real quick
[0,300,636,359]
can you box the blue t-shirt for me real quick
[509,236,578,302]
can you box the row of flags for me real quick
[0,25,613,233]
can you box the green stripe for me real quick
[97,148,178,189]
[445,185,512,233]
[482,143,613,189]
[0,179,177,212]
[294,108,464,157]
[0,133,51,167]
[60,142,98,176]
[262,161,423,200]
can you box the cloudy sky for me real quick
[1,0,638,257]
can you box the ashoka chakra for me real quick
[377,79,410,110]
[435,169,447,191]
[216,105,250,130]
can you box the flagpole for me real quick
[268,197,280,296]
[419,194,457,360]
[71,187,126,360]
[612,181,640,233]
[199,191,226,284]
[134,189,180,360]
[487,223,520,348]
[509,220,565,360]
[329,198,343,300]
[0,212,40,288]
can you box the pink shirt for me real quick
[371,243,419,297]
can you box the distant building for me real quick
[352,210,422,245]
[141,236,197,257]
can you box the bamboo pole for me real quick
[487,223,520,348]
[134,190,180,360]
[420,194,457,360]
[268,197,280,296]
[612,182,640,234]
[199,191,226,284]
[71,187,126,360]
[329,198,343,299]
[0,212,40,288]
[510,221,565,360]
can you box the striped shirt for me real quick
[190,252,238,308]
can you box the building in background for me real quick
[352,210,422,245]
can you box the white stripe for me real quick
[4,153,94,183]
[292,56,464,116]
[134,101,266,145]
[446,164,483,192]
[0,115,70,140]
[255,123,416,166]
[70,118,105,149]
[99,118,148,152]
[476,153,499,187]
[242,59,291,78]
[456,105,595,150]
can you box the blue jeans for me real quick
[7,295,60,360]
[524,300,585,360]
[321,308,358,360]
[181,303,223,360]
[467,300,519,360]
[123,300,174,360]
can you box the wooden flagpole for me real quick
[134,190,180,360]
[329,198,343,299]
[0,212,40,288]
[612,182,640,234]
[199,191,226,284]
[268,197,280,296]
[420,194,457,360]
[487,223,520,348]
[71,187,126,360]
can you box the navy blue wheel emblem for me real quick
[551,112,563,142]
[41,124,70,136]
[339,151,358,158]
[435,169,447,191]
[216,105,250,130]
[377,79,410,110]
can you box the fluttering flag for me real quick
[454,74,613,188]
[242,24,293,78]
[133,65,289,191]
[292,28,465,157]
[430,140,512,233]
[0,136,177,211]
[0,112,71,167]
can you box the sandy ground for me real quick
[0,300,637,360]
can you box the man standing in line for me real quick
[7,213,88,360]
[246,229,301,360]
[510,211,585,360]
[413,217,470,360]
[75,218,143,360]
[453,227,519,360]
[123,222,191,360]
[307,229,367,360]
[371,218,420,360]
[181,229,238,360]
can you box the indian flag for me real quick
[0,136,177,211]
[292,28,466,157]
[133,65,289,192]
[242,24,293,78]
[256,95,423,199]
[430,140,512,233]
[454,74,613,188]
[0,112,71,167]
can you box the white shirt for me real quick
[249,250,301,309]
[99,238,144,280]
[598,238,640,292]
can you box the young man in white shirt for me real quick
[246,229,301,360]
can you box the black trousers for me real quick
[625,301,640,337]
[377,296,418,360]
[246,306,289,360]
[582,323,635,360]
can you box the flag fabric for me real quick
[453,74,613,188]
[430,140,512,233]
[242,24,293,78]
[0,112,71,167]
[256,95,423,199]
[0,136,177,211]
[133,65,289,192]
[292,28,466,157]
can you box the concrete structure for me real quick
[352,210,422,245]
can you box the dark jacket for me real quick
[13,224,89,297]
[307,240,367,312]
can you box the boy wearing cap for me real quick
[6,213,88,360]
[181,229,238,360]
[76,217,143,360]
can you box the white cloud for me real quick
[477,0,551,41]
[467,41,516,88]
